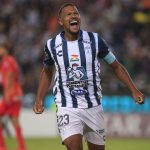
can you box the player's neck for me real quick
[64,31,80,41]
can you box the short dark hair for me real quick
[58,3,76,17]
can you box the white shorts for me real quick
[56,105,106,145]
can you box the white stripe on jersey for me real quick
[82,31,102,106]
[93,32,102,93]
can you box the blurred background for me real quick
[0,0,150,150]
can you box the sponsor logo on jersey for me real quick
[67,64,88,82]
[96,129,105,134]
[66,64,88,95]
[82,40,91,53]
[71,89,88,96]
[56,50,63,57]
[54,43,63,57]
[82,40,92,44]
[70,54,79,62]
[66,80,88,88]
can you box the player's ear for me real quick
[59,17,63,26]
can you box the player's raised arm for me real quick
[109,60,144,104]
[97,35,144,104]
[33,66,55,114]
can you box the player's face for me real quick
[59,6,81,35]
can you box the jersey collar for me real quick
[60,30,83,42]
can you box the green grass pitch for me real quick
[6,137,150,150]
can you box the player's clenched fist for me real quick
[132,89,144,104]
[33,100,44,114]
[135,96,144,104]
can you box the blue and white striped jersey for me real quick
[44,30,116,108]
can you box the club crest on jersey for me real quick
[70,54,79,62]
[66,63,88,88]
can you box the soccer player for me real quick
[33,3,144,150]
[0,42,26,150]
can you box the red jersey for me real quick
[0,55,23,103]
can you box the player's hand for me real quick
[132,90,144,104]
[33,99,44,114]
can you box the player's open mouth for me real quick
[70,20,78,27]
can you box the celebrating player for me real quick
[33,3,144,150]
[0,42,26,150]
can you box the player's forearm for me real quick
[112,62,137,93]
[36,70,50,101]
[36,67,55,101]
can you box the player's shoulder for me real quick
[85,30,103,41]
[82,30,99,39]
[46,32,62,50]
[84,30,98,34]
[47,32,62,42]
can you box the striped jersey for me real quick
[44,30,116,108]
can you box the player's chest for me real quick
[54,41,95,68]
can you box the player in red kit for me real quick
[0,42,26,150]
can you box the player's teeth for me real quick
[71,21,77,23]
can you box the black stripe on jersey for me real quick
[43,44,55,66]
[53,78,57,97]
[98,36,109,59]
[50,38,66,107]
[62,40,78,108]
[53,87,57,96]
[88,32,101,105]
[78,38,93,108]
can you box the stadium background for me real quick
[0,0,149,149]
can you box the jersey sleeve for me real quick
[98,35,116,64]
[43,43,55,67]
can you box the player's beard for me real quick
[68,28,80,38]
